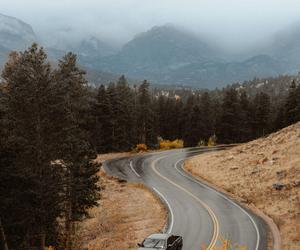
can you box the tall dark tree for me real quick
[238,91,253,142]
[53,52,100,250]
[253,92,271,137]
[182,95,196,146]
[199,92,214,140]
[1,45,63,249]
[91,85,112,152]
[137,80,157,146]
[114,75,136,151]
[285,81,300,126]
[217,88,241,143]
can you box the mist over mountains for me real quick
[1,13,300,88]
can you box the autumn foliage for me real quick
[136,143,148,152]
[159,139,184,149]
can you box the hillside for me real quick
[185,122,300,249]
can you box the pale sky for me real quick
[1,0,300,52]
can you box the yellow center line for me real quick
[151,156,219,250]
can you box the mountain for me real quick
[97,25,222,84]
[0,13,38,67]
[0,14,299,88]
[0,14,119,85]
[0,13,37,50]
[94,25,284,88]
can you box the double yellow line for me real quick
[151,156,219,250]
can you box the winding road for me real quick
[104,148,269,250]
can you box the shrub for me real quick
[135,143,148,152]
[198,139,206,147]
[208,135,217,147]
[159,139,184,149]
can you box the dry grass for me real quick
[78,153,166,250]
[185,122,300,250]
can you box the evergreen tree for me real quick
[239,91,253,142]
[53,52,100,250]
[182,95,196,146]
[285,80,300,125]
[91,85,113,152]
[199,92,214,140]
[115,75,135,151]
[217,88,241,143]
[253,92,271,137]
[137,80,157,146]
[1,45,63,249]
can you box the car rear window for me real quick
[143,238,165,248]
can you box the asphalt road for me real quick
[104,148,269,250]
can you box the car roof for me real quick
[148,233,170,240]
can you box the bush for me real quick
[159,139,184,149]
[198,139,206,147]
[135,143,148,152]
[208,135,217,147]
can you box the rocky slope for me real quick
[185,122,300,249]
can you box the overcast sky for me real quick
[1,0,300,52]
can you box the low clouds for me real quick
[1,0,300,52]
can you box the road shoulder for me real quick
[78,153,167,250]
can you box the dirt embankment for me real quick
[79,153,166,250]
[185,122,300,250]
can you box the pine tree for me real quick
[253,92,271,137]
[115,75,135,151]
[285,80,300,125]
[182,95,196,146]
[217,88,241,143]
[199,92,214,140]
[239,91,253,142]
[1,45,63,249]
[137,80,157,146]
[53,52,100,250]
[91,85,112,152]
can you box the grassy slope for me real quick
[185,122,300,250]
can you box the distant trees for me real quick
[0,45,100,249]
[285,80,300,126]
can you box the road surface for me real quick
[104,148,269,250]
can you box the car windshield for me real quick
[142,238,165,249]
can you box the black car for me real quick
[137,233,183,250]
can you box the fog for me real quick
[1,0,300,53]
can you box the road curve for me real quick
[104,148,269,250]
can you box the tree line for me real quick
[89,75,300,151]
[1,44,300,249]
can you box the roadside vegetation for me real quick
[186,122,300,249]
